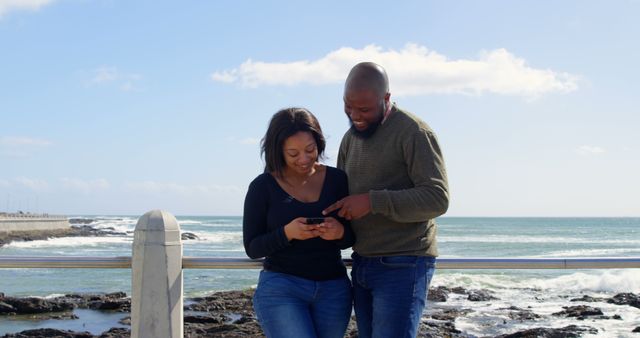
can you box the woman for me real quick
[243,107,355,338]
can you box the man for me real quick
[323,62,449,338]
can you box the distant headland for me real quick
[0,211,70,232]
[0,212,71,247]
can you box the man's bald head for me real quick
[345,62,389,98]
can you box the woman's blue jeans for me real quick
[351,253,436,338]
[253,270,352,338]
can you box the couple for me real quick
[243,62,450,338]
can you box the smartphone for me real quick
[306,217,325,224]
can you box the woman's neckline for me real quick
[269,165,329,204]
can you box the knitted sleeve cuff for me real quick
[369,189,389,215]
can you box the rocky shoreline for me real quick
[2,221,638,336]
[1,288,638,337]
[0,218,199,248]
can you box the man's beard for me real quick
[349,104,385,139]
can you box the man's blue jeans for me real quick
[351,253,436,338]
[253,270,352,338]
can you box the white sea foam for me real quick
[6,236,132,249]
[195,222,242,228]
[178,220,204,225]
[434,269,640,294]
[433,270,640,337]
[531,269,640,293]
[439,235,640,245]
[86,218,136,234]
[188,231,243,243]
[532,247,640,257]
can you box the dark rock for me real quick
[0,229,74,247]
[183,290,265,337]
[607,293,640,309]
[105,292,126,299]
[426,308,473,322]
[69,225,127,237]
[98,327,130,338]
[118,316,131,325]
[552,305,604,318]
[496,325,599,338]
[181,232,199,240]
[0,301,15,313]
[419,318,474,338]
[0,328,93,337]
[501,306,541,321]
[0,223,130,248]
[88,299,129,312]
[427,286,449,302]
[450,286,467,294]
[233,314,255,325]
[61,292,130,312]
[187,289,254,313]
[634,326,640,332]
[1,297,74,314]
[570,295,605,302]
[467,289,498,302]
[184,314,225,324]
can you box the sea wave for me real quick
[440,270,640,337]
[439,235,640,245]
[5,236,132,249]
[189,231,243,243]
[434,269,640,294]
[531,247,640,257]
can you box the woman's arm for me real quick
[242,178,290,259]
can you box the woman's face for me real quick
[282,131,318,175]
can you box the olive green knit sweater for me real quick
[338,105,449,257]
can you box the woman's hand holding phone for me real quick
[314,217,345,241]
[284,217,321,241]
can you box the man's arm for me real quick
[369,129,449,222]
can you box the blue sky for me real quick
[1,0,639,216]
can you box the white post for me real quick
[131,210,183,338]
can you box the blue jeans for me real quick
[253,270,352,338]
[351,253,436,338]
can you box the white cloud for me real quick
[0,136,52,147]
[0,0,55,17]
[240,137,260,145]
[0,136,52,158]
[90,66,142,91]
[91,66,119,83]
[211,43,579,98]
[14,177,49,191]
[124,181,242,195]
[577,145,606,155]
[211,71,237,83]
[60,178,110,194]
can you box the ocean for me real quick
[1,216,639,336]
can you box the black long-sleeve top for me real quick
[243,166,355,281]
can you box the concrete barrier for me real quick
[0,217,69,232]
[131,210,183,338]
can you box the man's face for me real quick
[343,88,386,138]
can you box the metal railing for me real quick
[2,256,640,269]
